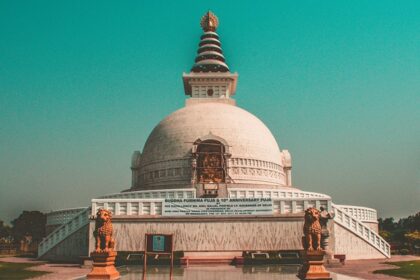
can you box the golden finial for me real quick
[200,11,219,32]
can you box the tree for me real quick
[405,231,420,242]
[378,217,396,231]
[379,230,392,242]
[404,231,420,254]
[378,211,420,255]
[11,211,46,242]
[0,220,12,240]
[399,212,420,231]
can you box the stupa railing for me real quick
[333,204,378,223]
[91,199,164,216]
[97,188,196,200]
[46,207,87,226]
[90,196,332,217]
[228,188,331,199]
[332,204,390,258]
[228,188,332,212]
[38,207,90,258]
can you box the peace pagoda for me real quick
[38,12,390,263]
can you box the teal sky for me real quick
[1,1,419,223]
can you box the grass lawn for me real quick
[0,262,50,279]
[374,260,420,280]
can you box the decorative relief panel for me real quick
[136,155,286,187]
[137,158,192,186]
[229,158,282,171]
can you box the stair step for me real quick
[181,256,236,265]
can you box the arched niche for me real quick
[192,139,227,184]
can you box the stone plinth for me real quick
[90,216,304,252]
[87,251,120,280]
[298,250,332,280]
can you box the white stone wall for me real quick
[40,225,89,262]
[88,216,304,252]
[332,222,385,260]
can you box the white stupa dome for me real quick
[142,103,281,164]
[131,102,288,190]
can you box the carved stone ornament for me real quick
[319,206,334,250]
[93,209,115,252]
[303,207,322,251]
[298,207,332,280]
[87,209,120,280]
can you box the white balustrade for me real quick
[272,198,331,214]
[229,188,331,212]
[334,204,378,223]
[332,204,390,258]
[98,188,196,200]
[228,188,331,199]
[92,196,331,216]
[38,207,90,258]
[91,199,164,216]
[46,207,86,226]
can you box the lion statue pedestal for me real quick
[298,207,332,280]
[87,251,119,280]
[87,209,120,280]
[298,250,332,280]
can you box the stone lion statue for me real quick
[303,207,322,251]
[93,209,115,252]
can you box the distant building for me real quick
[39,12,390,262]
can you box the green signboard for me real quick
[152,235,165,252]
[145,234,173,254]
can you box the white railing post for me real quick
[280,201,285,214]
[315,200,321,210]
[138,202,142,215]
[115,202,120,216]
[151,202,156,215]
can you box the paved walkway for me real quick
[0,257,90,280]
[328,255,420,280]
[1,255,419,280]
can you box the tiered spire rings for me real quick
[191,11,230,73]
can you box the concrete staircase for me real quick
[332,204,390,258]
[38,207,90,259]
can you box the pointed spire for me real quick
[191,11,229,73]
